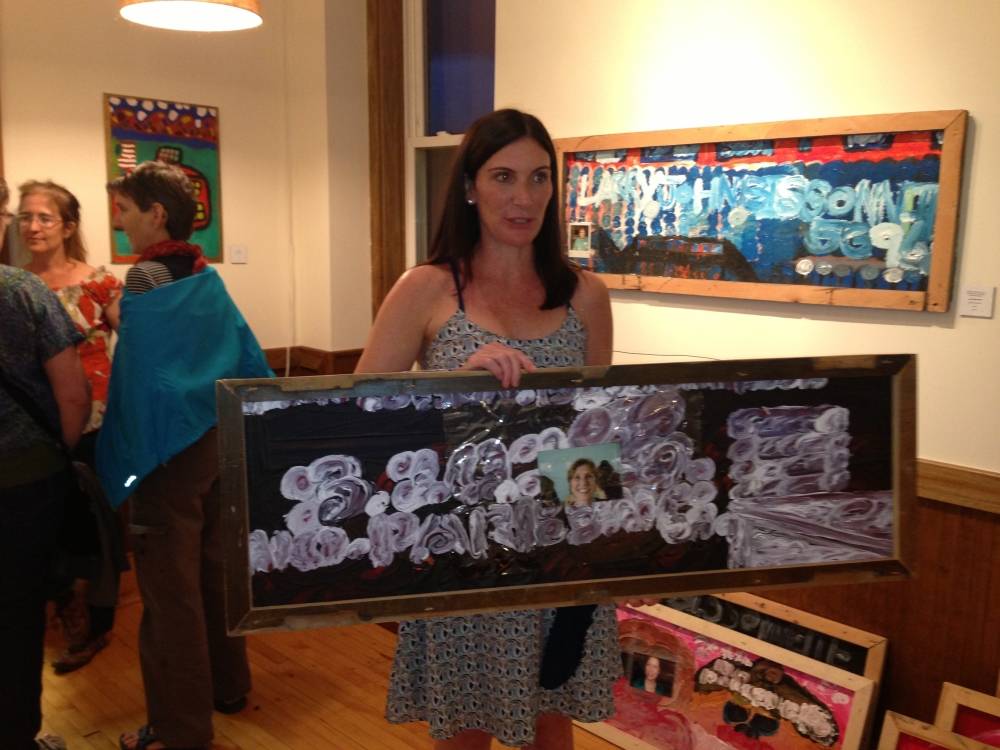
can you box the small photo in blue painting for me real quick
[537,443,623,508]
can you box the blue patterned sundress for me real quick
[384,305,621,747]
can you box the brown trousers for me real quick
[129,429,251,747]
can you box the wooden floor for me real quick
[39,571,618,749]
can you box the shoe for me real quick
[53,632,109,674]
[37,734,68,750]
[213,694,248,714]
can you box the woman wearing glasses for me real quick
[18,181,124,674]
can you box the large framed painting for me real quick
[217,354,916,633]
[935,683,1000,747]
[577,604,875,750]
[878,711,996,750]
[555,110,967,312]
[104,93,223,263]
[664,593,886,684]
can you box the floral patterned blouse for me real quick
[53,266,123,433]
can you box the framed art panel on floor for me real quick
[577,604,875,750]
[935,683,1000,747]
[555,110,967,312]
[878,711,996,750]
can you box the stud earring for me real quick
[466,197,476,205]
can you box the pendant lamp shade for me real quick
[119,0,262,32]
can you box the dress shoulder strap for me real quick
[448,260,465,311]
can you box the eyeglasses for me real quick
[16,212,63,228]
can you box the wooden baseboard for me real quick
[918,458,1000,515]
[263,346,363,377]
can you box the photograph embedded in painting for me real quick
[240,365,897,609]
[568,221,593,261]
[563,131,943,292]
[605,606,864,750]
[536,443,623,508]
[104,93,222,262]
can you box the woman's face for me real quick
[468,136,552,251]
[112,192,162,253]
[570,463,597,505]
[18,192,72,256]
[645,656,661,681]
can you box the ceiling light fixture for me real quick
[119,0,262,32]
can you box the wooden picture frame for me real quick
[103,93,224,263]
[935,683,1000,747]
[217,354,916,634]
[578,603,875,750]
[664,592,886,684]
[878,711,996,750]
[555,110,967,312]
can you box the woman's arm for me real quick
[572,270,613,366]
[355,266,443,374]
[44,345,91,449]
[105,295,121,331]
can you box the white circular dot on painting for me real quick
[157,100,168,109]
[642,202,660,220]
[195,119,202,128]
[142,99,154,111]
[815,262,833,276]
[883,267,904,283]
[869,222,903,247]
[795,258,814,275]
[728,206,751,227]
[109,96,121,105]
[126,98,138,106]
[196,106,207,117]
[168,110,179,121]
[137,111,147,121]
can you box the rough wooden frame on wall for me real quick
[555,110,967,312]
[577,603,876,750]
[216,354,916,634]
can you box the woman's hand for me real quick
[460,342,536,388]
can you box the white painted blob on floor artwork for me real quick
[245,376,894,578]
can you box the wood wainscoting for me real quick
[263,346,363,377]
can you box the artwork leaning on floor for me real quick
[556,110,967,312]
[217,354,916,633]
[576,604,876,750]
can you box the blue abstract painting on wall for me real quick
[563,131,942,291]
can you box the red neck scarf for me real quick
[137,239,207,273]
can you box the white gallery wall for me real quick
[496,0,1000,473]
[0,0,371,352]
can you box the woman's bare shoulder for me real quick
[386,263,453,308]
[571,268,611,309]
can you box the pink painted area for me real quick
[609,608,856,750]
[953,705,1000,747]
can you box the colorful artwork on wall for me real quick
[216,355,915,633]
[578,604,875,750]
[103,93,223,263]
[556,111,967,311]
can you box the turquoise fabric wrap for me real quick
[97,267,272,508]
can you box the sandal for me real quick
[120,726,160,750]
[119,725,205,750]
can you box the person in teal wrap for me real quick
[97,161,272,750]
